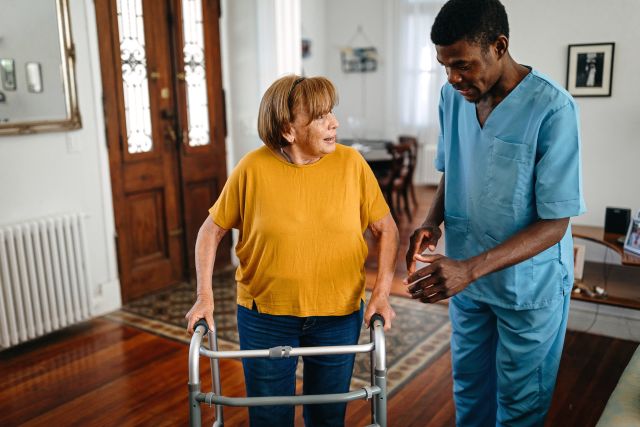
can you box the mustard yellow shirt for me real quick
[209,144,389,316]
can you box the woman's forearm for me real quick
[370,213,399,295]
[195,216,228,298]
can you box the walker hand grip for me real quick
[370,313,385,327]
[194,318,209,334]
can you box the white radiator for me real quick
[416,144,442,185]
[0,213,91,349]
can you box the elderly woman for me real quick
[185,74,398,427]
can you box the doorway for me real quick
[95,0,230,302]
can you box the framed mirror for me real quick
[0,0,81,135]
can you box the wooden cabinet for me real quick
[572,225,640,309]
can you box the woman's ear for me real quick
[282,123,295,144]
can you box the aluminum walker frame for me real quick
[188,314,387,427]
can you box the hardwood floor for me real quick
[545,332,638,427]
[1,185,637,426]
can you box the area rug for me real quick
[104,269,451,396]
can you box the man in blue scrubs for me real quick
[405,0,586,425]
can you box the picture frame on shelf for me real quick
[623,211,640,256]
[573,244,586,282]
[566,42,615,97]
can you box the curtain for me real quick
[390,0,446,183]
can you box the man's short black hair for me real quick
[431,0,509,48]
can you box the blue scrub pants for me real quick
[237,303,363,427]
[449,292,570,427]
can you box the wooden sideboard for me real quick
[572,225,640,309]
[572,225,640,267]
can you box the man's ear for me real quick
[494,35,509,59]
[282,123,295,144]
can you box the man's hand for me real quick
[406,224,442,274]
[185,295,214,335]
[364,292,396,331]
[405,254,473,303]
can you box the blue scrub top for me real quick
[435,69,586,310]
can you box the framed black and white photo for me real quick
[623,211,640,256]
[566,42,615,97]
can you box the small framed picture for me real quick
[623,211,640,256]
[340,47,378,73]
[566,42,615,97]
[573,244,586,282]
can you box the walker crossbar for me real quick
[199,342,375,359]
[196,385,382,406]
[188,314,387,427]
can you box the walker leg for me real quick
[373,371,387,427]
[370,349,375,423]
[208,325,224,426]
[189,384,202,427]
[369,316,387,427]
[189,323,208,427]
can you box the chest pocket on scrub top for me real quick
[485,137,531,210]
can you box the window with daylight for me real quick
[117,0,153,154]
[394,0,446,134]
[181,0,210,147]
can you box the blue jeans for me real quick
[236,303,364,427]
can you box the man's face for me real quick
[436,39,503,103]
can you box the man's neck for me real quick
[480,56,529,109]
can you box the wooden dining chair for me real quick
[390,142,414,221]
[398,135,419,210]
[376,142,405,221]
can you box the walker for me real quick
[188,314,388,426]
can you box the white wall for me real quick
[504,0,640,229]
[318,0,390,140]
[221,0,262,164]
[1,0,637,324]
[301,0,640,339]
[0,1,120,315]
[504,0,640,265]
[307,0,640,232]
[222,0,302,165]
[300,0,326,77]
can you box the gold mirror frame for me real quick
[0,0,81,135]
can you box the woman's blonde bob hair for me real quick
[257,74,338,150]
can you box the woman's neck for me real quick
[281,145,321,165]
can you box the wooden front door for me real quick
[95,0,229,302]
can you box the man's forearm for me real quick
[466,218,570,282]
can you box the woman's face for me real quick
[287,107,340,158]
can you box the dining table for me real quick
[339,138,393,178]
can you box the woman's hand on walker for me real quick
[364,292,395,331]
[185,295,214,335]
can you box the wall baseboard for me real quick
[568,300,640,342]
[92,279,122,316]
